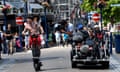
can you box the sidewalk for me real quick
[0,55,11,65]
[0,52,22,65]
[112,48,120,61]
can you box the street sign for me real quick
[16,16,24,25]
[87,11,97,19]
[92,13,100,22]
[111,4,120,7]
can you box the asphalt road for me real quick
[0,46,120,72]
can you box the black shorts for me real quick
[32,48,40,57]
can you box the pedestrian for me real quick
[22,16,43,71]
[13,32,19,52]
[61,32,69,47]
[4,24,14,55]
[2,25,7,54]
[54,30,61,46]
[33,15,44,34]
[33,15,44,46]
[54,22,61,32]
[62,19,74,45]
[0,30,3,60]
[24,31,30,50]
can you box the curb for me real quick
[0,59,9,64]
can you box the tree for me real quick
[81,0,120,25]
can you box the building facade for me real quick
[0,0,55,31]
[52,0,81,21]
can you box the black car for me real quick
[70,34,110,68]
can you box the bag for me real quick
[16,39,21,48]
[40,34,45,45]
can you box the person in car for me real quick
[76,23,89,42]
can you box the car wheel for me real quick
[102,62,109,69]
[71,61,77,68]
[70,51,73,61]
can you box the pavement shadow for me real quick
[0,58,10,64]
[41,67,69,71]
[76,65,110,70]
[14,58,32,64]
[41,56,64,61]
[13,56,64,64]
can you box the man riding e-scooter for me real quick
[22,16,44,71]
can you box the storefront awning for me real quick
[0,1,14,8]
[9,2,24,9]
[29,3,43,9]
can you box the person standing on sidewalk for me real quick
[54,30,61,46]
[23,30,30,51]
[4,24,14,55]
[0,30,3,60]
[61,19,74,45]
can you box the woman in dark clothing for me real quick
[4,24,14,55]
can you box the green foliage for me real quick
[81,0,120,24]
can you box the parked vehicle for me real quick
[70,32,110,68]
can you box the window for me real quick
[13,8,18,13]
[66,12,69,17]
[20,8,24,13]
[32,9,41,13]
[7,0,22,2]
[59,0,68,3]
[60,5,69,10]
[29,0,35,2]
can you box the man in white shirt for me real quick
[66,19,74,33]
[65,19,74,44]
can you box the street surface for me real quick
[0,46,120,72]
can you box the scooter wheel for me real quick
[34,63,41,71]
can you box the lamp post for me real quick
[3,0,7,32]
[2,0,7,54]
[96,0,106,30]
[94,0,113,54]
[42,1,50,48]
[23,0,28,21]
[42,6,48,48]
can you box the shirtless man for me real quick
[22,16,44,47]
[22,16,44,71]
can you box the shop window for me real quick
[13,8,18,13]
[32,9,41,13]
